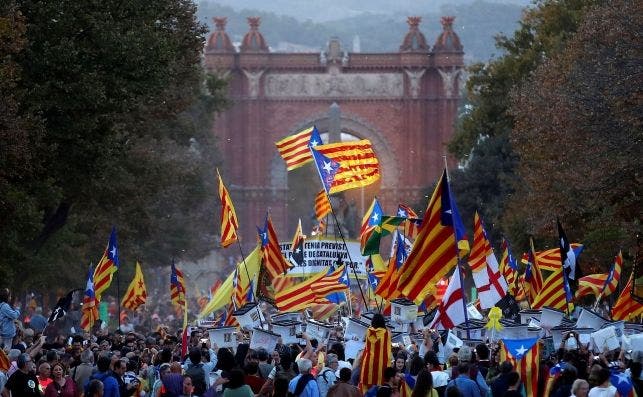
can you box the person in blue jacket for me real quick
[0,288,21,350]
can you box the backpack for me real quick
[185,363,207,396]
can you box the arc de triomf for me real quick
[204,16,464,247]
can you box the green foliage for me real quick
[445,0,602,254]
[508,0,641,265]
[0,0,228,292]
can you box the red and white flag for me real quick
[469,212,507,309]
[429,266,466,330]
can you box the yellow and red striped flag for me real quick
[275,126,321,171]
[275,271,326,312]
[469,212,492,273]
[92,227,120,300]
[531,266,574,313]
[396,170,461,303]
[575,273,609,300]
[314,190,331,220]
[80,264,99,332]
[500,338,540,397]
[314,139,380,195]
[359,327,392,392]
[217,169,239,248]
[500,238,519,296]
[313,265,350,296]
[596,250,623,302]
[397,204,421,239]
[521,243,583,272]
[121,262,147,311]
[524,238,544,305]
[310,303,339,321]
[170,261,186,311]
[258,215,292,280]
[611,271,643,321]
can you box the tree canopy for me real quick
[1,0,227,291]
[445,0,640,268]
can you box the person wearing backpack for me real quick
[85,355,121,397]
[184,349,208,396]
[317,354,339,397]
[287,359,319,397]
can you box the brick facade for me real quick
[204,17,464,250]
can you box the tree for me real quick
[445,0,601,250]
[508,0,641,264]
[1,0,228,291]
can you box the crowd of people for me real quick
[1,287,642,397]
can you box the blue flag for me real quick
[502,337,539,360]
[311,147,340,194]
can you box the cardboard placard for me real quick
[345,339,365,360]
[444,330,463,354]
[591,326,620,352]
[233,304,264,331]
[345,318,369,342]
[208,327,238,349]
[250,328,280,353]
[576,308,609,331]
[519,310,541,325]
[391,299,418,324]
[540,307,564,329]
[272,321,302,345]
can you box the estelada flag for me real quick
[314,139,380,195]
[217,169,239,248]
[314,190,331,220]
[121,262,147,311]
[359,327,392,392]
[275,126,323,171]
[612,271,643,321]
[397,170,466,303]
[92,227,120,300]
[500,338,540,397]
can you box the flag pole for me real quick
[235,239,264,328]
[117,268,121,331]
[444,156,470,338]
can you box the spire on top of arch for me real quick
[399,16,429,52]
[433,16,463,53]
[240,17,269,53]
[206,17,235,53]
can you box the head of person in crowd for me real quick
[216,347,237,372]
[96,354,111,373]
[325,353,339,371]
[457,346,474,364]
[383,367,398,387]
[408,354,424,376]
[80,348,94,365]
[159,363,171,380]
[594,367,612,388]
[410,369,434,397]
[499,360,513,375]
[51,361,67,381]
[571,379,590,397]
[506,371,521,390]
[227,368,247,389]
[18,353,36,374]
[38,361,51,379]
[273,376,290,397]
[46,349,59,364]
[376,385,399,397]
[371,313,386,329]
[297,358,313,374]
[188,348,202,366]
[330,342,345,362]
[338,367,352,382]
[0,288,10,303]
[475,343,490,362]
[394,355,406,373]
[424,351,442,371]
[182,375,194,395]
[87,379,105,397]
[271,350,281,365]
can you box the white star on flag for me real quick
[515,345,528,357]
[398,209,407,217]
[322,161,334,173]
[310,140,319,146]
[110,246,117,258]
[371,213,379,222]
